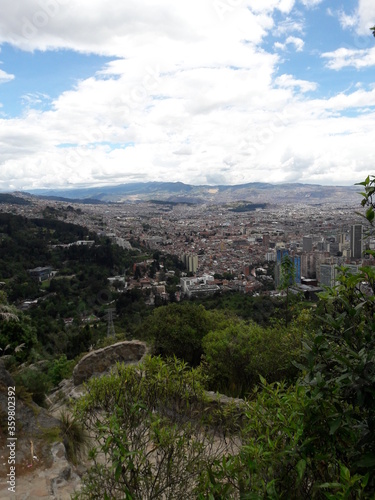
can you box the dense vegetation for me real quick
[0,214,147,400]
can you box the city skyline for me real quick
[0,0,375,191]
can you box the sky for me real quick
[0,0,374,191]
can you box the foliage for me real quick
[138,302,239,365]
[197,380,308,499]
[202,318,304,397]
[13,367,50,406]
[0,303,38,362]
[279,254,296,290]
[0,212,143,364]
[356,174,375,227]
[195,291,299,327]
[296,264,375,493]
[279,254,297,327]
[47,355,75,386]
[74,356,241,499]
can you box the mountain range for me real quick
[25,182,360,205]
[13,181,361,206]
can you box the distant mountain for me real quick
[25,181,360,205]
[34,194,105,205]
[0,193,31,205]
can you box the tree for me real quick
[138,302,238,365]
[0,293,38,362]
[202,319,303,397]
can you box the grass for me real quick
[59,410,90,464]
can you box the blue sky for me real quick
[0,0,374,191]
[0,45,113,116]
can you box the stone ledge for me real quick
[72,340,149,386]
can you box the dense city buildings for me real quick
[1,193,374,298]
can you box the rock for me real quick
[0,361,83,499]
[0,358,15,388]
[72,340,149,386]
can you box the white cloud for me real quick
[275,74,316,92]
[336,0,374,35]
[273,17,304,36]
[299,0,323,7]
[356,0,375,34]
[1,75,374,189]
[0,0,374,190]
[322,46,375,70]
[338,11,358,30]
[249,0,296,14]
[0,68,14,83]
[274,35,304,52]
[0,0,275,55]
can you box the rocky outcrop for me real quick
[0,359,83,498]
[72,340,149,386]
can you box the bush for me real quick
[14,367,50,406]
[60,410,90,465]
[47,355,75,386]
[74,356,242,499]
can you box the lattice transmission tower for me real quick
[106,308,116,337]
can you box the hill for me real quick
[25,181,360,205]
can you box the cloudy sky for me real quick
[0,0,374,191]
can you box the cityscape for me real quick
[1,0,375,496]
[1,189,371,304]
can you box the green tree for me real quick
[202,318,304,397]
[138,302,238,365]
[0,296,38,362]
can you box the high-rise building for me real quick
[338,233,346,245]
[277,248,289,263]
[301,253,316,279]
[182,253,198,273]
[329,242,340,256]
[293,255,301,283]
[263,234,270,248]
[350,224,363,259]
[275,250,301,287]
[303,236,313,252]
[265,252,276,262]
[320,264,336,287]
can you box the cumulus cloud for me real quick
[322,46,375,70]
[0,0,274,55]
[0,68,14,83]
[336,0,374,35]
[356,0,374,34]
[275,74,316,92]
[274,35,304,52]
[0,0,374,190]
